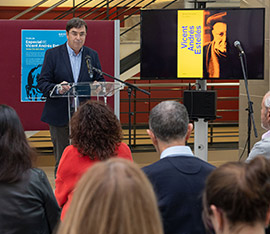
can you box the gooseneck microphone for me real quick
[85,55,93,79]
[234,40,245,54]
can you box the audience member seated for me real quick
[56,158,163,234]
[0,104,60,234]
[246,91,270,162]
[55,100,133,219]
[142,100,215,234]
[203,156,270,234]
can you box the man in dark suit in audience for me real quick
[37,18,104,176]
[142,100,215,234]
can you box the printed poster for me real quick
[177,10,204,78]
[21,30,66,102]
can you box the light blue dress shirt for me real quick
[246,130,270,162]
[66,43,83,83]
[160,146,194,159]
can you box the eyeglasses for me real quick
[70,31,87,37]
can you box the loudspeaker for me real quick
[183,90,217,120]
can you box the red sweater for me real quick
[55,142,133,220]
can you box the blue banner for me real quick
[21,30,66,102]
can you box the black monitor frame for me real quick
[140,8,265,80]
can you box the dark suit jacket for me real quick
[37,43,105,126]
[143,155,215,234]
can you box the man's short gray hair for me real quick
[149,100,189,142]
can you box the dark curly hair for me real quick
[70,100,122,160]
[0,105,35,183]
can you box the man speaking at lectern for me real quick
[38,18,104,176]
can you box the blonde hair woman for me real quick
[57,158,163,234]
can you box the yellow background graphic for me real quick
[177,10,204,78]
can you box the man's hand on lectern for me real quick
[57,81,71,94]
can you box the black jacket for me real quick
[0,168,60,234]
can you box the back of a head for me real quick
[57,158,163,234]
[149,100,189,142]
[0,105,33,182]
[70,100,122,160]
[203,156,270,232]
[0,104,24,139]
[263,91,270,109]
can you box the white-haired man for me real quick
[246,91,270,161]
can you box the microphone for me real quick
[85,55,93,79]
[234,41,245,54]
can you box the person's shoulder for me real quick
[143,155,215,174]
[250,138,268,152]
[83,46,98,55]
[116,142,133,160]
[62,144,78,154]
[192,156,215,166]
[187,156,216,171]
[29,168,48,180]
[28,167,45,176]
[60,145,80,162]
[247,138,270,161]
[166,156,215,175]
[118,142,130,151]
[46,43,66,54]
[203,41,212,47]
[142,157,169,173]
[203,41,213,52]
[261,137,270,143]
[23,168,49,187]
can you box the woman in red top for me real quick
[55,100,133,219]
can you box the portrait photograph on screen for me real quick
[140,8,265,80]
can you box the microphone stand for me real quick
[93,66,150,148]
[238,51,258,155]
